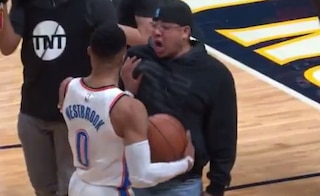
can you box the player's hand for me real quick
[184,130,195,171]
[120,56,142,95]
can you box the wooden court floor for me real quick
[0,48,320,196]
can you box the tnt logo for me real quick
[32,20,67,61]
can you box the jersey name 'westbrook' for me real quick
[65,104,105,131]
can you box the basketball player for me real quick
[58,24,195,196]
[0,0,117,195]
[121,1,237,196]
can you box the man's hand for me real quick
[120,56,142,95]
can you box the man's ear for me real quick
[182,26,191,40]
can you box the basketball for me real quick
[147,113,187,163]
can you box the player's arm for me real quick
[57,77,73,112]
[204,66,238,196]
[0,0,23,55]
[118,0,155,45]
[111,96,194,188]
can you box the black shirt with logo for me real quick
[9,0,117,121]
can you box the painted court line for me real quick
[201,42,320,190]
[226,172,320,191]
[0,144,21,150]
[204,44,320,112]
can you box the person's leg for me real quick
[17,112,58,196]
[50,121,75,196]
[133,177,202,196]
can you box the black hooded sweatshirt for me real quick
[126,40,238,195]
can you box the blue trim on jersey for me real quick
[118,161,131,195]
[118,188,128,196]
[76,130,89,168]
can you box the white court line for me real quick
[203,43,320,111]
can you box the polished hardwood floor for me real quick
[0,45,320,196]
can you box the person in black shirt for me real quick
[117,0,204,46]
[0,0,117,195]
[120,1,237,196]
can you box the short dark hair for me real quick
[90,24,126,59]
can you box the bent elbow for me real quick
[0,35,21,56]
[1,48,14,56]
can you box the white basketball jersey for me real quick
[62,78,130,189]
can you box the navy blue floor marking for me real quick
[193,0,320,104]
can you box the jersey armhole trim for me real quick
[64,79,72,97]
[109,93,128,114]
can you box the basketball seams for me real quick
[148,121,173,162]
[157,115,188,149]
[149,119,179,161]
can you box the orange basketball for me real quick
[147,113,187,163]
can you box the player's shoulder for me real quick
[59,77,74,92]
[61,77,74,85]
[110,95,146,133]
[114,95,146,116]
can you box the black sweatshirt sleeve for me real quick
[204,66,238,195]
